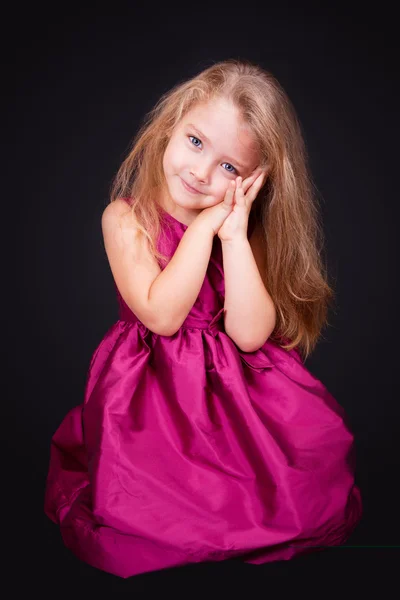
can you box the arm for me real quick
[102,199,215,337]
[222,223,276,352]
[148,219,215,335]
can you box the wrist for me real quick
[220,235,249,248]
[189,217,216,240]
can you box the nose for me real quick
[190,157,212,184]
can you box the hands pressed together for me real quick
[195,167,268,241]
[217,167,267,242]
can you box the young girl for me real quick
[45,59,362,578]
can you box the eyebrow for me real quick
[186,123,246,169]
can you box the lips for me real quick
[180,177,202,194]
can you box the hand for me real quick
[193,179,236,235]
[217,168,267,243]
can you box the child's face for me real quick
[161,97,261,216]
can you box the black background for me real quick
[8,2,399,587]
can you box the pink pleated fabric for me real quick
[44,199,362,578]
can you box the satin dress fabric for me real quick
[44,199,362,578]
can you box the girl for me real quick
[45,59,362,578]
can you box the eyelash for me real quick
[187,135,238,175]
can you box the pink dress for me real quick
[44,199,362,578]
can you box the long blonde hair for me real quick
[109,59,335,360]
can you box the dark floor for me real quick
[26,514,397,588]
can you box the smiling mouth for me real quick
[180,177,202,194]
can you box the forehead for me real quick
[179,98,260,166]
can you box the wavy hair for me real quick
[109,59,335,360]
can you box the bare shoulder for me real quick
[102,198,137,229]
[101,196,158,264]
[100,197,163,334]
[101,198,143,250]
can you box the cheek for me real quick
[213,179,230,201]
[163,139,186,173]
[163,145,174,174]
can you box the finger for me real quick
[242,168,262,194]
[235,176,245,206]
[246,171,267,202]
[223,179,236,207]
[244,167,261,185]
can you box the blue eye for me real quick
[188,134,238,175]
[222,163,236,174]
[189,135,202,147]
